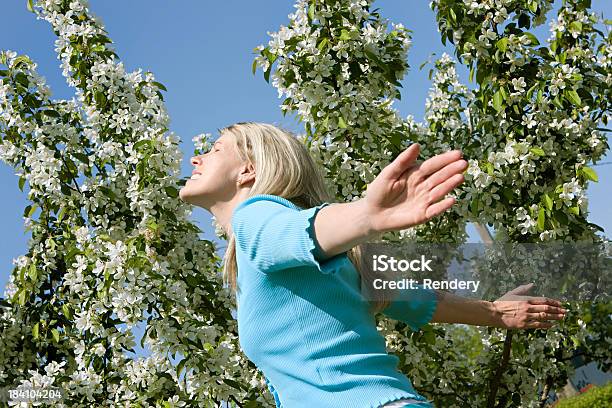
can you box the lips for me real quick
[189,171,202,180]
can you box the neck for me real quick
[208,189,251,236]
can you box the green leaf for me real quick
[501,187,514,201]
[526,83,538,99]
[94,91,107,107]
[99,186,117,200]
[496,38,509,52]
[565,89,581,107]
[558,51,567,64]
[470,199,480,216]
[529,147,545,156]
[32,322,39,339]
[176,358,188,378]
[251,58,257,75]
[308,2,315,21]
[317,37,328,51]
[528,1,538,13]
[18,290,27,306]
[14,55,32,68]
[581,166,598,182]
[222,378,246,391]
[537,207,545,231]
[134,139,151,152]
[263,66,272,83]
[27,0,35,13]
[492,90,503,112]
[522,32,540,46]
[72,152,90,164]
[569,206,580,215]
[499,85,508,101]
[339,29,352,41]
[24,204,37,218]
[543,193,553,211]
[62,304,72,319]
[28,263,37,281]
[42,109,60,118]
[423,330,435,344]
[338,116,347,129]
[152,81,167,91]
[51,328,60,343]
[164,186,179,198]
[569,21,583,32]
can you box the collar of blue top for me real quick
[232,193,304,218]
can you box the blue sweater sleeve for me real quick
[231,197,343,274]
[381,284,438,332]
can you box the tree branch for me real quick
[487,329,514,408]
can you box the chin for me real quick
[179,186,196,204]
[179,185,208,208]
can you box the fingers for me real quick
[528,311,566,322]
[524,320,555,329]
[422,159,469,192]
[519,306,567,329]
[428,173,465,203]
[425,196,456,219]
[527,297,563,308]
[382,143,420,180]
[418,149,464,177]
[527,304,567,315]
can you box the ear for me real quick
[239,162,256,184]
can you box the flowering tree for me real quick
[0,0,610,407]
[253,0,611,406]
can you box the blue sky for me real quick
[1,0,610,297]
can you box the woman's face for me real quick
[179,132,249,209]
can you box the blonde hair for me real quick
[220,122,391,315]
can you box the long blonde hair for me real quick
[220,122,391,315]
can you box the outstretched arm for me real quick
[313,143,468,259]
[430,284,567,329]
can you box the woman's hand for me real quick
[363,143,468,234]
[492,283,567,329]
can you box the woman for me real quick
[179,122,567,408]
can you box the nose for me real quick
[191,155,201,166]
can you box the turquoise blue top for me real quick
[231,194,438,408]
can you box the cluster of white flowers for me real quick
[256,0,418,202]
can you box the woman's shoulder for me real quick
[233,194,300,216]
